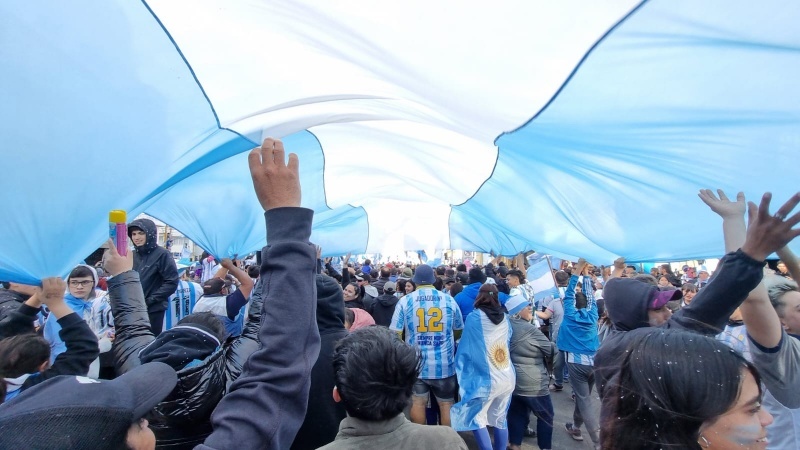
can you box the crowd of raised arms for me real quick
[1,139,799,450]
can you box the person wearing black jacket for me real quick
[595,190,800,445]
[128,217,179,335]
[105,246,265,449]
[291,274,348,450]
[0,278,98,403]
[197,137,321,450]
[368,281,400,327]
[0,281,36,322]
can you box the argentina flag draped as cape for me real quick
[451,309,515,431]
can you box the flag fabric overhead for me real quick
[1,1,799,283]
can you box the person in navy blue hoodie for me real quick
[196,137,321,450]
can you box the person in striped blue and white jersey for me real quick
[163,269,204,332]
[390,264,464,427]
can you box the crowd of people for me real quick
[0,139,798,450]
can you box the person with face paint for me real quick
[601,328,772,449]
[700,189,800,449]
[596,189,800,448]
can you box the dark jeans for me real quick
[149,310,165,336]
[507,395,554,449]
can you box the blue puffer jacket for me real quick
[454,282,510,321]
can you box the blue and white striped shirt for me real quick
[164,280,203,331]
[390,286,464,379]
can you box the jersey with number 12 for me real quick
[390,287,464,379]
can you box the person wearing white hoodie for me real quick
[42,264,113,378]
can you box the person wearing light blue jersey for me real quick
[557,259,601,448]
[390,264,463,427]
[164,272,204,331]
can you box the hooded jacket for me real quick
[454,282,482,321]
[109,269,263,449]
[128,218,179,314]
[368,292,399,327]
[291,275,348,450]
[350,307,376,331]
[595,249,765,402]
[197,207,321,450]
[454,282,510,321]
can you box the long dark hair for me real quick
[601,328,762,449]
[474,283,500,308]
[344,282,362,302]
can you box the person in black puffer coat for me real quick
[108,270,263,449]
[368,281,400,327]
[0,282,36,323]
[291,274,348,450]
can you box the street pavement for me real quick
[459,380,599,450]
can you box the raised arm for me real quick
[201,138,321,450]
[104,239,155,374]
[562,258,585,317]
[698,189,747,252]
[219,258,255,302]
[608,257,625,281]
[37,278,98,381]
[689,190,800,341]
[0,290,42,339]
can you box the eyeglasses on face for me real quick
[69,280,94,287]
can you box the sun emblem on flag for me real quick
[488,341,510,370]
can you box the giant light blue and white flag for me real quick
[2,1,799,284]
[451,310,515,431]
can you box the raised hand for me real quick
[39,277,67,306]
[698,189,746,219]
[248,138,301,211]
[741,192,800,261]
[103,239,134,276]
[575,258,588,276]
